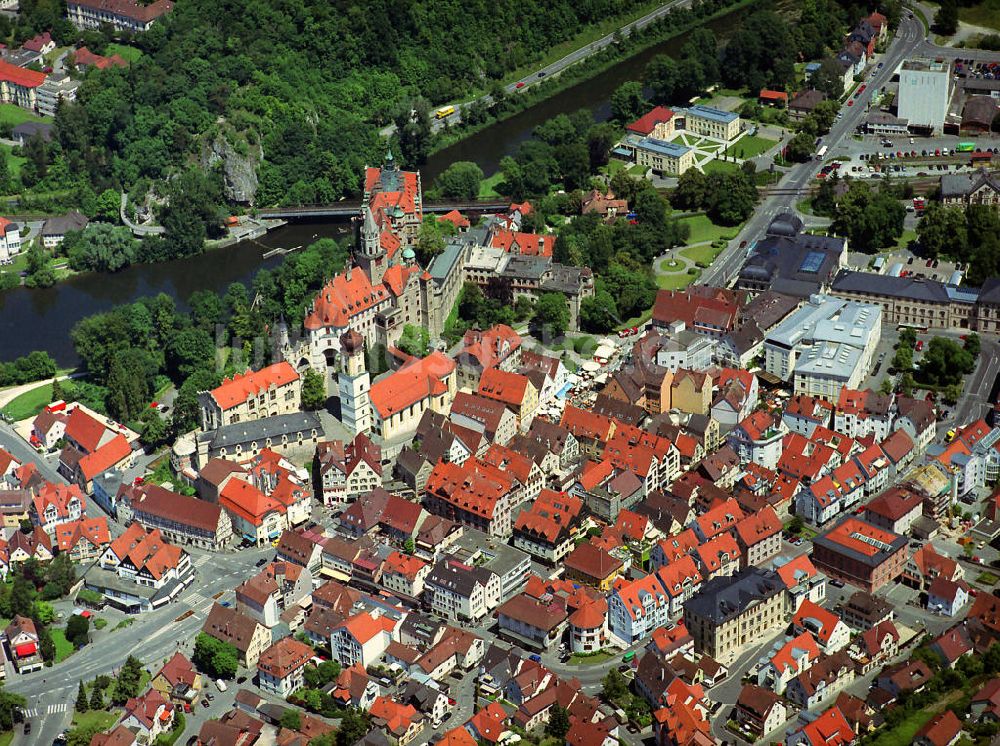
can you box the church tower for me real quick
[338,328,371,436]
[357,205,386,286]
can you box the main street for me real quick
[700,11,928,288]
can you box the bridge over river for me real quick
[258,200,509,220]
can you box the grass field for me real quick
[568,651,614,665]
[732,134,778,159]
[959,0,1000,31]
[72,710,118,732]
[51,628,74,663]
[977,571,1000,585]
[677,214,736,245]
[868,709,934,746]
[657,270,698,290]
[478,171,504,198]
[702,159,740,174]
[895,228,917,250]
[1,144,27,178]
[681,243,723,265]
[1,382,54,421]
[0,730,13,746]
[0,103,49,127]
[106,43,143,62]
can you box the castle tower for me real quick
[338,328,371,436]
[357,205,386,286]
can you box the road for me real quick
[6,544,272,746]
[382,0,698,136]
[699,11,927,288]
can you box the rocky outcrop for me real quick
[201,132,261,205]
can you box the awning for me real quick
[15,642,36,658]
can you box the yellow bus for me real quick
[435,106,456,120]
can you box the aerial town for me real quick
[5,1,1000,746]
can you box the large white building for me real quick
[897,58,952,134]
[0,217,21,264]
[764,295,881,401]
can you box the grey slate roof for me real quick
[684,567,783,624]
[202,411,323,450]
[940,168,1000,199]
[831,270,960,303]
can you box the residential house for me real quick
[914,711,962,746]
[424,559,499,621]
[757,631,821,695]
[369,695,424,746]
[121,689,174,743]
[4,615,42,673]
[927,577,969,617]
[793,599,851,653]
[785,651,855,709]
[316,434,383,507]
[201,603,271,667]
[257,637,313,697]
[734,507,783,569]
[151,652,201,706]
[735,684,787,739]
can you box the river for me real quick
[0,1,758,366]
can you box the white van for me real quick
[216,679,228,692]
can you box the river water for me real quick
[0,2,757,365]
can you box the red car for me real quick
[847,100,854,106]
[515,82,525,89]
[915,340,924,351]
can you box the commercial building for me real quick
[940,169,1000,208]
[683,568,785,660]
[897,58,952,135]
[811,517,908,592]
[685,104,741,141]
[631,137,695,176]
[763,294,881,400]
[67,0,173,32]
[198,362,301,431]
[36,73,80,118]
[738,213,846,298]
[126,484,232,550]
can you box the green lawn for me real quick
[602,159,628,177]
[680,243,723,265]
[478,171,504,198]
[568,651,615,665]
[732,135,778,159]
[868,710,934,746]
[657,270,698,290]
[677,214,737,245]
[51,628,75,663]
[71,710,117,732]
[626,164,648,177]
[657,258,687,273]
[0,103,49,127]
[1,382,54,421]
[1,144,26,179]
[0,730,13,746]
[960,1,1000,31]
[106,43,143,62]
[895,228,917,250]
[702,159,740,174]
[976,571,1000,585]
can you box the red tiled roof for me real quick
[64,407,108,453]
[369,352,454,418]
[257,637,313,679]
[759,89,789,101]
[914,710,962,746]
[734,506,782,547]
[220,478,285,526]
[0,59,45,88]
[490,229,555,257]
[72,0,173,24]
[478,367,531,407]
[626,106,675,135]
[209,362,298,410]
[438,210,470,229]
[78,433,131,481]
[304,269,389,330]
[793,599,843,645]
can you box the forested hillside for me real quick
[52,0,653,207]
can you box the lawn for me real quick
[677,214,737,245]
[568,651,615,665]
[1,382,54,421]
[868,710,934,746]
[976,571,1000,585]
[51,628,75,663]
[894,228,917,250]
[960,1,1000,31]
[0,730,12,746]
[72,710,118,732]
[0,144,26,179]
[680,243,723,265]
[657,270,698,290]
[626,164,647,177]
[732,134,778,159]
[0,103,49,127]
[106,43,143,62]
[702,158,740,174]
[656,257,687,273]
[602,159,627,177]
[478,171,504,198]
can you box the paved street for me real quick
[700,12,927,288]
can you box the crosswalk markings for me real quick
[23,703,69,717]
[193,555,212,568]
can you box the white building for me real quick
[764,295,881,401]
[0,217,21,264]
[897,58,952,134]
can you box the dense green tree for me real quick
[0,350,57,386]
[708,170,757,225]
[66,614,90,649]
[933,0,959,35]
[579,288,619,332]
[139,408,168,447]
[105,348,153,422]
[602,668,629,705]
[279,710,301,731]
[917,203,967,260]
[0,690,25,731]
[300,368,326,411]
[188,290,225,332]
[397,324,430,357]
[89,682,104,711]
[811,58,848,100]
[24,244,55,288]
[65,224,139,273]
[303,660,342,689]
[785,132,817,163]
[831,182,905,251]
[965,333,981,358]
[75,681,89,713]
[415,217,448,265]
[586,123,617,172]
[917,337,975,387]
[432,161,484,201]
[546,704,571,738]
[166,328,214,380]
[172,369,221,433]
[193,632,239,680]
[722,10,797,91]
[610,82,646,123]
[556,142,590,191]
[335,709,371,746]
[645,54,680,104]
[532,293,570,339]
